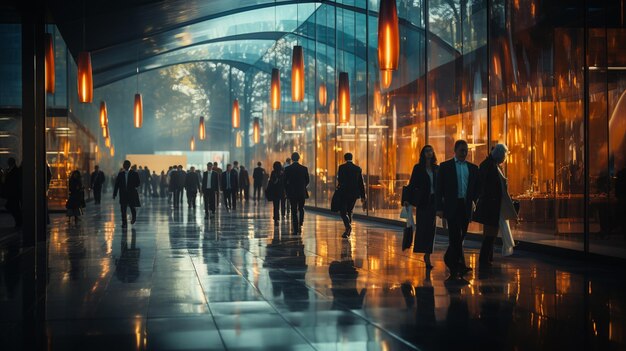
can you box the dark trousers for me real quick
[340,198,357,230]
[5,198,22,227]
[173,190,180,208]
[186,191,197,208]
[479,225,498,263]
[178,189,184,205]
[290,198,305,232]
[254,184,263,201]
[281,197,289,215]
[242,185,249,201]
[272,199,281,221]
[120,204,136,224]
[223,189,236,209]
[444,199,470,273]
[203,190,216,214]
[93,187,102,204]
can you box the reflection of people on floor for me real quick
[67,226,86,280]
[115,228,140,283]
[264,226,309,311]
[329,239,366,310]
[400,269,436,350]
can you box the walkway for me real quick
[1,195,624,350]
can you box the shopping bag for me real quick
[400,206,408,219]
[402,226,413,251]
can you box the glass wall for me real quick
[251,0,626,258]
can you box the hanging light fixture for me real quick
[291,46,304,102]
[45,33,55,94]
[190,136,195,151]
[198,116,206,140]
[105,136,111,148]
[102,125,109,139]
[77,52,93,103]
[338,72,350,124]
[318,83,327,107]
[232,99,240,128]
[110,145,115,157]
[134,93,143,128]
[271,68,281,110]
[235,131,243,148]
[253,117,260,144]
[378,0,399,72]
[380,70,392,89]
[99,101,108,128]
[291,114,297,129]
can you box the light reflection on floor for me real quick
[0,195,624,350]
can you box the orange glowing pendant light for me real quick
[271,68,281,110]
[253,118,260,144]
[378,0,399,72]
[134,93,143,128]
[338,72,350,124]
[190,136,195,151]
[110,145,115,157]
[99,101,108,128]
[291,46,304,102]
[232,99,240,128]
[105,136,111,148]
[235,131,243,148]
[45,33,55,94]
[318,83,327,107]
[77,52,93,103]
[102,125,109,138]
[198,116,206,140]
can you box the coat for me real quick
[253,167,266,185]
[435,158,479,220]
[184,171,201,193]
[284,162,309,200]
[266,170,285,201]
[473,155,516,227]
[67,177,85,209]
[336,162,366,202]
[202,171,219,193]
[220,170,239,191]
[113,170,141,207]
[407,164,439,209]
[90,170,105,189]
[239,168,250,188]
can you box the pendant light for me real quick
[291,114,297,129]
[105,136,111,148]
[232,99,240,128]
[190,136,195,151]
[291,2,304,102]
[270,1,281,110]
[235,131,243,148]
[338,72,350,124]
[99,101,108,128]
[198,116,206,140]
[45,33,55,94]
[102,125,109,138]
[380,70,392,89]
[110,145,115,157]
[253,117,260,144]
[271,68,281,110]
[134,93,143,128]
[318,83,327,107]
[77,52,93,103]
[378,0,399,72]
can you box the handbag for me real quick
[512,200,520,215]
[401,185,412,205]
[330,188,342,212]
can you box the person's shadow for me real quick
[115,228,140,283]
[400,269,436,348]
[264,225,309,311]
[329,239,366,311]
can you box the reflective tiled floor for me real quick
[1,196,625,350]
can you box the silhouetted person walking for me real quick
[266,161,285,225]
[405,145,439,268]
[113,160,141,228]
[90,165,105,205]
[284,152,309,234]
[3,157,22,227]
[239,165,250,202]
[281,158,292,217]
[213,162,222,206]
[185,167,201,209]
[202,163,219,218]
[160,171,167,198]
[176,165,186,207]
[169,166,180,208]
[253,162,266,202]
[336,153,366,238]
[435,140,479,279]
[221,164,238,210]
[67,170,85,224]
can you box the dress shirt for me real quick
[206,171,212,189]
[427,168,435,195]
[124,170,129,186]
[454,157,469,199]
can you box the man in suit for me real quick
[202,163,219,218]
[233,161,241,200]
[435,140,480,278]
[221,164,238,210]
[169,165,180,208]
[176,165,186,207]
[113,160,141,228]
[284,152,309,234]
[213,162,222,206]
[253,162,266,202]
[184,166,201,209]
[336,153,366,238]
[90,165,105,205]
[239,166,250,202]
[281,158,292,217]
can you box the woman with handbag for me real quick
[404,145,439,268]
[474,144,518,267]
[267,161,285,226]
[67,170,85,224]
